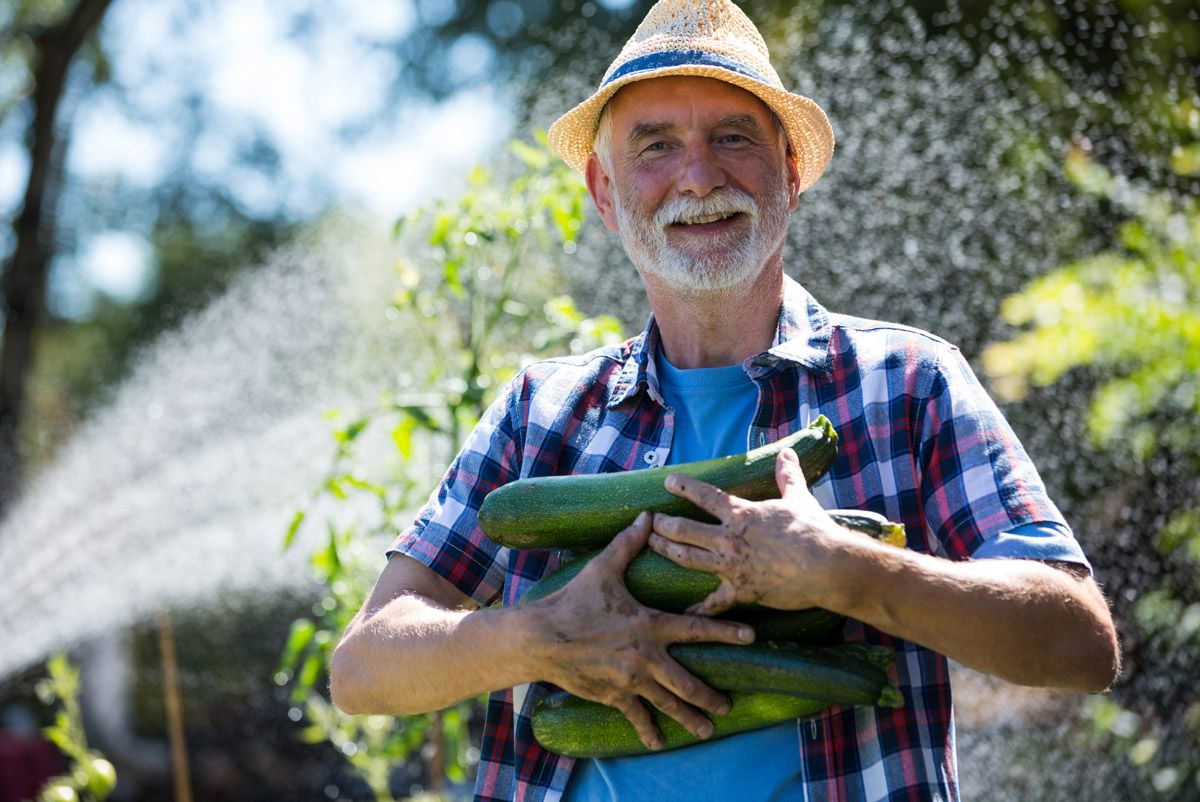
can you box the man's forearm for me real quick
[332,520,758,749]
[331,594,539,716]
[650,452,1121,694]
[822,540,1120,692]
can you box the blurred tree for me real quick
[0,0,114,510]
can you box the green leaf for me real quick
[1170,142,1200,177]
[310,524,343,578]
[277,618,316,675]
[391,415,417,461]
[1118,220,1153,254]
[442,258,464,295]
[292,653,323,701]
[323,477,348,500]
[282,510,306,550]
[1133,588,1182,635]
[335,419,369,443]
[1157,508,1200,558]
[394,404,443,433]
[429,212,453,246]
[509,138,549,169]
[1086,696,1138,738]
[341,475,386,496]
[299,723,329,744]
[44,722,74,754]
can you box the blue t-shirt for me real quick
[565,353,808,801]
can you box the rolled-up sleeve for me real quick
[971,520,1092,573]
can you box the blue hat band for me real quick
[603,49,772,88]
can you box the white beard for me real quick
[614,178,791,293]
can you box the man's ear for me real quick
[786,153,802,212]
[585,153,621,233]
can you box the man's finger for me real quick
[652,608,753,644]
[651,515,724,549]
[640,680,716,740]
[651,656,732,721]
[594,511,653,569]
[612,696,663,751]
[663,473,735,520]
[776,448,810,500]
[684,582,739,617]
[648,532,724,572]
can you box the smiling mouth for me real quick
[670,211,744,227]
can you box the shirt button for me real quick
[643,451,657,464]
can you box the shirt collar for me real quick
[606,274,833,409]
[608,318,663,409]
[753,274,833,375]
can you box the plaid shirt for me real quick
[391,276,1076,802]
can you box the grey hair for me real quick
[592,102,616,176]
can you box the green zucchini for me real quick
[828,509,908,548]
[478,416,838,551]
[718,607,846,644]
[520,547,718,610]
[533,690,830,758]
[667,641,902,708]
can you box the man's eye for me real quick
[719,134,749,144]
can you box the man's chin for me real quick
[639,257,764,295]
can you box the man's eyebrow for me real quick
[716,113,765,132]
[627,121,674,143]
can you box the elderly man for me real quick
[330,1,1120,800]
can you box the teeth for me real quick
[678,212,733,225]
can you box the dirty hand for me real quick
[649,448,862,616]
[524,511,755,750]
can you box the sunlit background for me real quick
[1,0,1197,800]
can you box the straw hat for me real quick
[548,0,834,193]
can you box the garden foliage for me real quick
[983,140,1200,799]
[277,133,622,800]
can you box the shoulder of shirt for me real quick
[502,337,640,393]
[519,337,637,371]
[825,311,961,355]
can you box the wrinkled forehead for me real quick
[604,76,782,138]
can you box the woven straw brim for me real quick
[548,66,835,193]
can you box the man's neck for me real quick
[645,266,784,369]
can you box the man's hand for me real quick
[524,511,755,751]
[648,448,856,615]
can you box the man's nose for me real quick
[675,141,726,197]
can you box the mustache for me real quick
[653,187,758,227]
